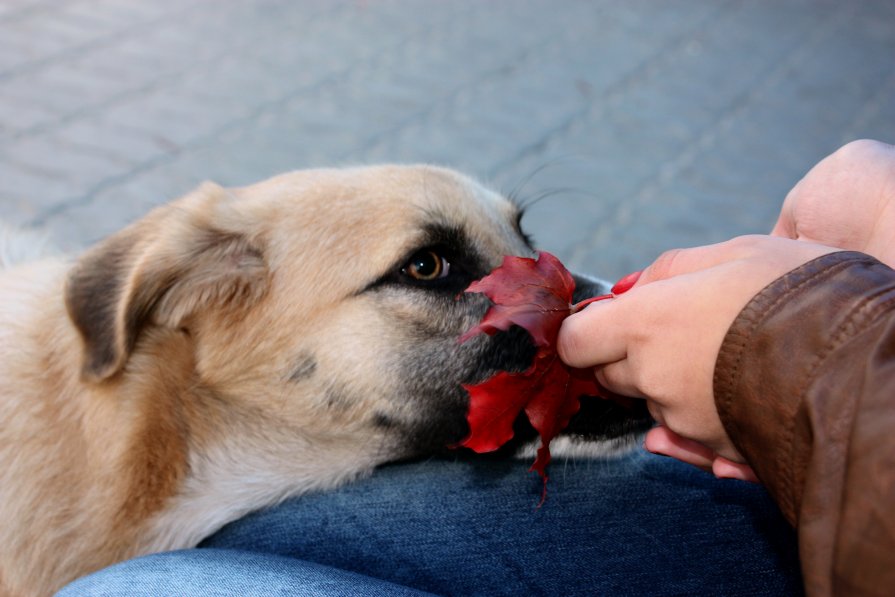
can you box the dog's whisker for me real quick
[518,186,603,212]
[504,154,599,208]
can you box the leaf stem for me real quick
[570,293,614,313]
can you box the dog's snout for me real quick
[572,273,611,304]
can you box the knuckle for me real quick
[834,139,886,163]
[726,234,760,248]
[596,363,631,396]
[632,367,660,400]
[644,248,684,282]
[594,366,613,389]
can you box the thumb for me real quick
[558,297,629,369]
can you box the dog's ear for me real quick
[65,182,268,383]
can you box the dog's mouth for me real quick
[461,272,654,453]
[407,327,652,457]
[394,270,653,458]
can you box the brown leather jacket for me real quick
[714,251,895,596]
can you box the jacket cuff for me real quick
[713,251,893,523]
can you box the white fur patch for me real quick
[515,434,641,462]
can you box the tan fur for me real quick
[0,165,530,596]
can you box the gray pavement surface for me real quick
[1,0,893,280]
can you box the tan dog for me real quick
[0,165,649,596]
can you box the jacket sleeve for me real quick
[713,251,895,597]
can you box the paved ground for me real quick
[1,0,893,279]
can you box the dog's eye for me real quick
[403,250,450,281]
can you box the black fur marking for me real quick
[288,354,317,383]
[324,386,353,412]
[372,412,398,430]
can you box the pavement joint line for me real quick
[0,0,89,25]
[350,12,586,159]
[23,1,717,227]
[5,1,348,140]
[566,0,853,266]
[24,2,479,228]
[0,1,212,83]
[486,0,740,182]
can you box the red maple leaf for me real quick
[459,252,616,486]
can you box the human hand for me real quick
[773,139,895,267]
[558,236,839,480]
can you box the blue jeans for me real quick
[58,451,802,596]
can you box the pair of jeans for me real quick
[58,451,802,596]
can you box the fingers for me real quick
[594,359,642,400]
[644,426,714,470]
[636,235,838,290]
[712,457,760,483]
[771,181,799,239]
[635,236,761,286]
[770,210,795,239]
[646,426,761,483]
[557,298,629,369]
[562,236,777,379]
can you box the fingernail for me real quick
[611,270,642,295]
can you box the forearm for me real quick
[714,251,895,596]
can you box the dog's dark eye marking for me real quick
[364,223,487,294]
[288,354,317,383]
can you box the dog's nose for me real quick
[571,273,611,304]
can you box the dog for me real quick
[0,165,651,596]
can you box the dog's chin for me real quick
[395,361,653,463]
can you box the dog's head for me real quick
[65,165,650,474]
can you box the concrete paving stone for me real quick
[51,115,173,167]
[94,28,218,83]
[603,6,817,131]
[65,46,187,97]
[0,36,29,73]
[0,161,75,222]
[1,59,141,118]
[77,0,191,25]
[0,2,37,20]
[0,11,99,73]
[561,3,885,261]
[175,55,297,109]
[244,5,408,74]
[2,132,126,193]
[347,120,454,168]
[38,163,206,250]
[571,241,649,283]
[1,0,893,262]
[258,94,390,158]
[847,75,895,142]
[487,3,738,180]
[100,86,251,150]
[166,131,317,187]
[61,0,150,30]
[0,92,62,134]
[519,191,618,262]
[657,176,781,239]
